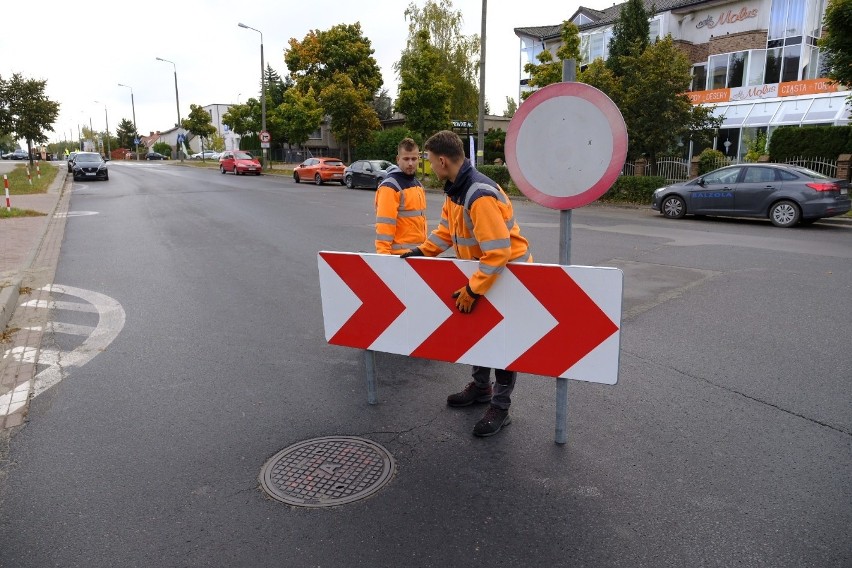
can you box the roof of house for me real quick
[515,0,714,40]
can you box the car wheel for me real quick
[345,175,354,189]
[233,166,239,175]
[661,195,686,219]
[294,173,300,183]
[220,165,226,174]
[769,200,800,228]
[104,173,109,181]
[314,174,323,186]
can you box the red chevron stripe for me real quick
[507,264,618,376]
[321,253,405,349]
[407,259,503,362]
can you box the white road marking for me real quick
[54,211,99,218]
[0,284,126,415]
[20,299,98,313]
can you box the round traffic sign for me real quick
[505,82,627,210]
[260,131,271,143]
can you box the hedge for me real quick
[599,176,667,203]
[768,125,852,160]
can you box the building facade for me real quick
[515,0,850,161]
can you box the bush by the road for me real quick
[600,176,666,204]
[769,125,852,160]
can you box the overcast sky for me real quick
[1,0,617,144]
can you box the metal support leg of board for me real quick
[555,377,569,444]
[364,349,378,405]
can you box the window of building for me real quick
[709,54,728,90]
[801,45,820,79]
[649,18,660,43]
[748,50,767,86]
[775,98,813,124]
[309,128,322,140]
[764,47,783,84]
[727,51,749,88]
[743,101,782,125]
[803,96,846,123]
[691,64,707,92]
[781,44,801,82]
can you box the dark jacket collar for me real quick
[444,160,474,204]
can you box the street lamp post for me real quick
[238,22,266,169]
[118,83,138,157]
[95,101,111,158]
[156,56,183,161]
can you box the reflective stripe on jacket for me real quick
[419,161,531,295]
[374,167,428,255]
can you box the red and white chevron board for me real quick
[318,252,623,384]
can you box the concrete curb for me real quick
[0,166,69,331]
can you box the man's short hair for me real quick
[398,137,419,154]
[424,130,465,161]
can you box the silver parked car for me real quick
[651,163,850,227]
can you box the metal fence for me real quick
[621,161,635,176]
[781,156,838,178]
[655,156,690,183]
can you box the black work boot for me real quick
[472,406,512,437]
[447,381,492,407]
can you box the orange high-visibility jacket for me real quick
[375,167,428,255]
[419,161,531,295]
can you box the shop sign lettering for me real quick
[696,7,758,29]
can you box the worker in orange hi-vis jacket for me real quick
[401,129,532,438]
[374,138,427,255]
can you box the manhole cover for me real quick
[260,436,395,508]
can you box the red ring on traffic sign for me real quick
[506,82,628,210]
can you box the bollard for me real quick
[4,175,10,212]
[36,161,41,179]
[27,167,32,185]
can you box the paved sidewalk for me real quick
[0,161,69,429]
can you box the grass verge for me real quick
[3,162,58,194]
[0,208,47,219]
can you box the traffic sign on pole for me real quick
[318,252,622,384]
[506,82,628,210]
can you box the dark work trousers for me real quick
[471,366,517,410]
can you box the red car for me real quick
[293,157,345,185]
[219,150,261,176]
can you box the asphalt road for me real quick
[1,161,850,567]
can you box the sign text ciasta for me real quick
[696,7,758,29]
[317,252,623,384]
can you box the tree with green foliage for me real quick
[276,88,324,151]
[607,0,651,77]
[285,23,383,98]
[115,118,138,149]
[397,0,479,122]
[321,74,381,162]
[484,128,506,163]
[372,89,393,121]
[819,0,852,96]
[264,65,292,108]
[354,126,422,162]
[0,73,60,166]
[395,30,452,139]
[579,58,624,106]
[0,133,16,153]
[522,21,581,100]
[504,97,517,118]
[618,36,720,173]
[222,99,259,137]
[181,104,217,156]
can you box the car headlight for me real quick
[654,187,667,194]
